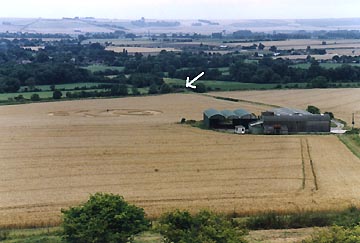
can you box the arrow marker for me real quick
[185,72,205,89]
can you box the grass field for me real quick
[165,78,307,90]
[291,63,360,69]
[83,64,125,73]
[1,93,360,228]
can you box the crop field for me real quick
[212,88,360,125]
[1,93,360,228]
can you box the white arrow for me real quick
[185,72,205,89]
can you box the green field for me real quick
[292,63,360,69]
[165,78,305,91]
[83,64,125,73]
[20,82,108,92]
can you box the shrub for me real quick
[0,230,9,241]
[306,105,320,114]
[157,210,247,243]
[52,90,63,99]
[302,226,360,243]
[30,93,41,101]
[61,193,149,243]
[194,83,206,93]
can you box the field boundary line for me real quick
[203,94,280,108]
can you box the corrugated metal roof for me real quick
[271,107,311,116]
[233,109,250,117]
[263,114,330,122]
[204,108,257,120]
[221,110,239,119]
[204,109,224,119]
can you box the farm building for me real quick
[203,108,257,129]
[261,108,331,134]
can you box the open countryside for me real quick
[1,93,360,228]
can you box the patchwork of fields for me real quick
[1,93,360,228]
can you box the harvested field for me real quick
[212,88,360,125]
[1,93,360,228]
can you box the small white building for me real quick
[235,125,246,134]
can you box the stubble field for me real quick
[1,93,360,228]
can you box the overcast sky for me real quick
[1,0,359,19]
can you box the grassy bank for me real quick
[338,134,360,159]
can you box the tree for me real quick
[148,83,158,94]
[157,210,247,243]
[131,87,140,95]
[269,45,277,52]
[194,83,206,93]
[52,90,62,99]
[311,76,328,88]
[30,93,40,101]
[258,43,265,50]
[62,193,149,243]
[307,105,321,114]
[160,83,171,94]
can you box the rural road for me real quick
[330,119,347,134]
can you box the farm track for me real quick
[300,138,318,192]
[1,93,360,227]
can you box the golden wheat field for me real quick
[1,93,360,228]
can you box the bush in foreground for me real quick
[302,226,360,243]
[61,193,149,243]
[157,210,247,243]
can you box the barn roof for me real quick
[270,107,311,116]
[234,109,256,119]
[221,110,238,119]
[204,109,224,119]
[204,108,256,120]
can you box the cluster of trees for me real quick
[229,58,360,87]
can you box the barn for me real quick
[203,108,257,129]
[261,108,331,134]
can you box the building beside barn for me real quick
[261,107,331,134]
[203,108,257,129]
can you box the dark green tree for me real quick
[52,90,63,99]
[62,193,149,243]
[157,210,247,243]
[30,93,40,101]
[311,76,328,88]
[148,83,158,94]
[195,83,206,93]
[160,83,172,94]
[307,105,321,114]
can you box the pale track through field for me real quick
[1,93,360,228]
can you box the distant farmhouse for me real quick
[203,107,331,135]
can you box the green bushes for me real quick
[157,210,247,243]
[61,193,149,243]
[302,226,360,243]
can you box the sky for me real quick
[1,0,360,19]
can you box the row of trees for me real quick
[61,193,247,243]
